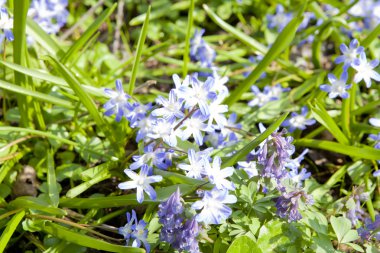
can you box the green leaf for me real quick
[47,150,59,207]
[66,170,111,198]
[343,243,364,252]
[42,222,143,253]
[294,138,380,160]
[153,169,212,189]
[0,79,74,109]
[226,236,262,253]
[0,210,25,252]
[309,101,349,145]
[311,234,335,253]
[183,0,195,77]
[60,184,198,208]
[61,4,117,64]
[341,230,359,244]
[330,216,351,243]
[128,5,151,95]
[9,197,66,216]
[223,113,289,168]
[0,60,105,97]
[222,5,305,106]
[302,210,328,235]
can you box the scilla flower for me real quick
[282,106,316,132]
[320,72,352,99]
[0,7,13,42]
[103,80,131,122]
[352,51,380,88]
[119,210,150,252]
[191,188,237,225]
[118,164,163,203]
[335,39,364,70]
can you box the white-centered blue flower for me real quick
[178,76,216,116]
[282,106,316,132]
[207,97,228,128]
[118,165,163,203]
[130,143,167,170]
[147,118,178,147]
[179,111,213,146]
[205,156,235,191]
[267,4,293,32]
[103,80,131,122]
[178,149,210,179]
[287,167,311,187]
[152,90,184,121]
[131,219,150,253]
[238,161,259,178]
[0,8,13,42]
[191,188,237,225]
[118,210,137,245]
[352,52,380,88]
[320,72,352,99]
[335,39,364,69]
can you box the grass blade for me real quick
[9,197,66,216]
[47,150,59,207]
[0,210,25,252]
[42,222,143,253]
[128,5,151,95]
[223,5,305,106]
[294,139,380,160]
[309,100,350,145]
[223,113,289,167]
[66,171,111,198]
[0,79,75,109]
[61,4,117,64]
[182,0,195,77]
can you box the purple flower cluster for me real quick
[275,190,313,222]
[158,188,200,253]
[118,210,150,252]
[358,215,380,241]
[346,187,369,226]
[28,0,69,35]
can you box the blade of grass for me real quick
[223,113,289,167]
[182,0,195,77]
[9,197,66,216]
[0,60,105,97]
[66,170,111,198]
[309,101,350,145]
[0,210,25,252]
[61,4,117,64]
[223,5,306,106]
[60,184,198,208]
[0,79,75,109]
[0,126,118,161]
[47,150,59,207]
[42,222,143,253]
[294,139,380,160]
[13,0,34,127]
[128,5,151,95]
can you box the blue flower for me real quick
[373,170,380,177]
[285,148,309,171]
[130,143,168,170]
[118,210,137,245]
[103,80,131,122]
[126,102,152,127]
[275,190,313,222]
[248,84,289,107]
[178,148,212,179]
[335,39,364,70]
[190,29,216,68]
[369,133,380,149]
[0,8,13,42]
[267,4,293,32]
[352,51,380,88]
[282,106,316,132]
[205,156,235,191]
[152,90,184,122]
[147,118,178,147]
[191,188,237,225]
[178,110,213,146]
[358,215,380,241]
[28,0,68,35]
[118,164,163,203]
[131,219,150,252]
[320,72,352,99]
[238,161,258,178]
[287,167,311,187]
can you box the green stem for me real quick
[183,0,195,78]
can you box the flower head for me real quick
[205,156,235,191]
[352,52,380,88]
[238,161,259,178]
[335,39,364,69]
[118,164,163,203]
[267,4,293,32]
[103,80,131,122]
[0,8,13,42]
[282,106,315,132]
[119,210,150,252]
[190,29,216,68]
[275,190,313,222]
[118,210,137,244]
[179,110,213,146]
[152,90,184,121]
[130,143,168,170]
[191,188,237,225]
[178,148,212,180]
[320,72,352,99]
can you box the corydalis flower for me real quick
[352,51,380,88]
[275,190,313,222]
[346,187,368,226]
[103,80,131,122]
[0,8,13,42]
[158,188,200,253]
[358,215,380,241]
[335,39,364,70]
[320,72,352,99]
[282,106,315,132]
[192,188,237,225]
[118,164,163,203]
